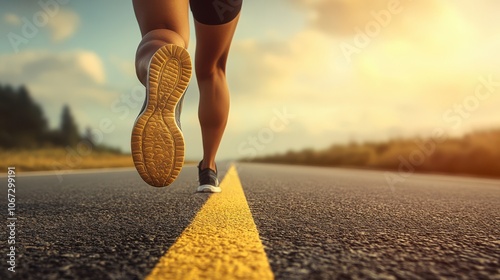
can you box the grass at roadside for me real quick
[246,129,500,179]
[1,148,134,172]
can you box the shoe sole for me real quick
[131,45,191,187]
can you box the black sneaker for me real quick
[131,44,191,187]
[197,161,220,193]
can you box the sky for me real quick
[1,0,499,161]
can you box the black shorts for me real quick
[190,0,242,25]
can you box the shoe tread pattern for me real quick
[131,45,191,187]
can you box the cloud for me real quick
[226,30,355,152]
[110,56,136,80]
[290,0,446,37]
[0,50,106,86]
[230,29,342,101]
[76,52,106,84]
[224,0,500,157]
[47,8,80,42]
[3,13,21,25]
[0,50,114,129]
[288,0,484,65]
[283,0,500,98]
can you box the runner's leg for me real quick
[132,0,190,85]
[194,14,240,171]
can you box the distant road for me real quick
[1,163,498,279]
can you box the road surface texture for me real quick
[0,162,499,279]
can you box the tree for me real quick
[16,85,48,137]
[83,126,96,149]
[0,84,48,148]
[59,104,80,147]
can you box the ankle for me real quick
[200,159,216,171]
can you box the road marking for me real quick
[145,164,274,280]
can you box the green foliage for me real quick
[0,84,48,148]
[0,84,121,153]
[58,104,81,147]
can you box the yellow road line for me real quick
[145,165,274,280]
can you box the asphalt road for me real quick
[0,163,499,279]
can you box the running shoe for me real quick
[131,44,191,187]
[197,161,220,193]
